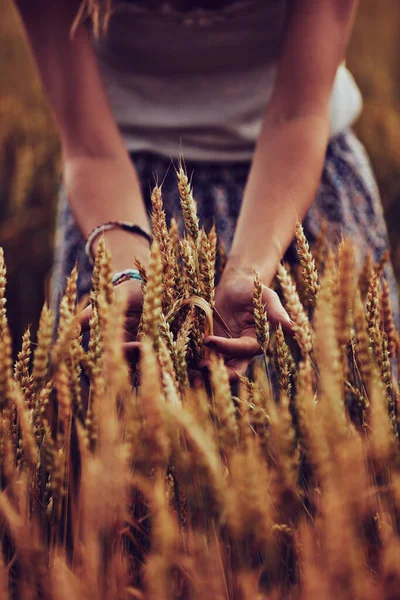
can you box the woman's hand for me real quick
[204,267,292,379]
[79,278,143,363]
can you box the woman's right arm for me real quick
[14,0,151,270]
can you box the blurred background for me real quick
[0,0,400,350]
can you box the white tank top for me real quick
[93,0,363,161]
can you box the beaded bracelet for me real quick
[85,221,152,264]
[111,269,143,287]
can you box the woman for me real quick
[15,0,398,374]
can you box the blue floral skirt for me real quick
[52,129,399,323]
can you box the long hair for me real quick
[72,0,113,37]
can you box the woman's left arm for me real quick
[227,0,359,283]
[206,0,358,372]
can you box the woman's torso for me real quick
[93,0,363,161]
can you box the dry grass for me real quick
[0,176,396,599]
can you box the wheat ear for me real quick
[177,165,200,246]
[277,263,313,355]
[14,328,33,408]
[158,340,180,405]
[366,271,382,359]
[179,238,198,298]
[175,307,195,391]
[359,250,374,301]
[150,184,176,312]
[32,304,54,395]
[65,264,78,314]
[353,290,373,398]
[142,241,163,349]
[335,240,356,349]
[0,247,7,326]
[295,220,319,308]
[0,248,13,408]
[97,236,114,307]
[54,360,72,423]
[275,324,292,397]
[253,269,270,355]
[381,277,397,358]
[199,230,215,308]
[13,385,38,471]
[208,224,217,283]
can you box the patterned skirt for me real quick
[52,129,399,324]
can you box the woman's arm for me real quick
[14,0,150,270]
[205,0,359,371]
[227,0,359,284]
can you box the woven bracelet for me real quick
[111,269,143,287]
[85,221,152,264]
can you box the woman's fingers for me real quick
[203,285,292,378]
[262,287,292,332]
[204,335,259,360]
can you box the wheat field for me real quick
[0,175,397,599]
[1,4,400,596]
